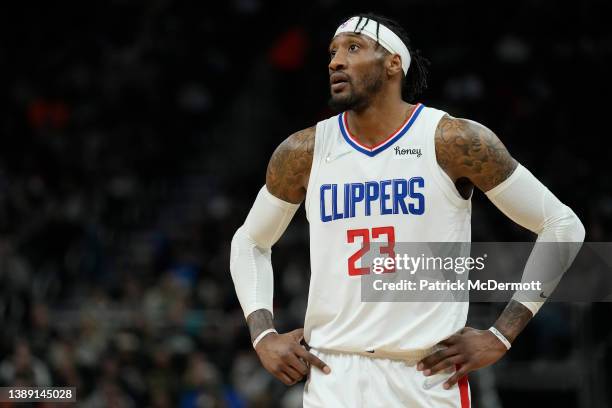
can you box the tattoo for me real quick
[266,126,315,204]
[246,309,275,342]
[493,300,533,343]
[435,115,518,192]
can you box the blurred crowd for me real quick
[1,0,612,407]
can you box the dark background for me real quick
[1,0,611,407]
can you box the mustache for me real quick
[329,72,351,85]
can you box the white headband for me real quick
[334,16,411,75]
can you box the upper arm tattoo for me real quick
[435,115,518,192]
[266,126,315,204]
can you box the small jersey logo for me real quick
[393,146,422,159]
[326,150,352,163]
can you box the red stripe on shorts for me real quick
[458,375,470,407]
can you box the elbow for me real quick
[538,205,585,243]
[231,225,246,248]
[574,213,586,243]
[230,225,253,273]
[565,205,585,243]
[229,226,243,274]
[550,205,586,243]
[232,224,260,248]
[230,225,270,273]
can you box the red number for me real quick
[347,229,370,275]
[372,226,396,273]
[346,226,395,276]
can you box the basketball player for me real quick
[230,13,585,407]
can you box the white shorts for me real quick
[303,349,470,408]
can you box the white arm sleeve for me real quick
[230,186,300,318]
[485,164,586,315]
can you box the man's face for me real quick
[328,33,386,112]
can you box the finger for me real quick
[283,364,304,382]
[286,350,309,376]
[278,371,296,385]
[443,366,470,389]
[417,346,459,371]
[439,333,461,347]
[295,347,331,374]
[425,355,465,376]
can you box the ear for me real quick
[386,54,403,76]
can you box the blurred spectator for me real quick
[0,340,52,387]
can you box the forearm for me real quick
[486,164,585,316]
[230,225,275,318]
[486,164,584,343]
[247,309,276,342]
[230,186,299,320]
[492,300,533,343]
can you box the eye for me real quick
[349,43,360,52]
[329,49,337,59]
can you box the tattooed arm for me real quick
[245,126,315,340]
[417,116,533,388]
[422,114,584,388]
[232,126,330,386]
[435,115,533,336]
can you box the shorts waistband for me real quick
[310,345,444,365]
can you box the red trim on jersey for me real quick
[458,375,470,408]
[342,103,421,151]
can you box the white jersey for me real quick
[303,104,472,355]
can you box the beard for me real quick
[328,64,385,112]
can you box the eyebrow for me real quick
[328,33,368,51]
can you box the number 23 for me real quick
[346,226,395,275]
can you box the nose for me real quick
[328,49,347,72]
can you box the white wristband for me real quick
[489,327,512,350]
[253,328,278,349]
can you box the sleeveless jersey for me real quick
[303,104,472,354]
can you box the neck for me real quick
[346,91,413,147]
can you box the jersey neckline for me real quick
[338,103,424,157]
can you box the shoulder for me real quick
[265,126,316,204]
[435,114,495,144]
[434,114,517,191]
[276,126,316,154]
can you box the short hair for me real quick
[339,12,429,102]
